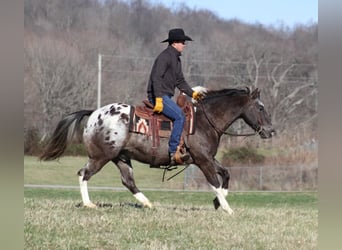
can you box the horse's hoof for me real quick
[144,202,153,209]
[213,197,220,210]
[84,202,97,208]
[226,208,234,215]
[221,205,234,215]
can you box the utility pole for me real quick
[97,53,102,109]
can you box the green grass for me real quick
[24,156,318,249]
[24,188,317,209]
[24,188,317,249]
[24,156,185,189]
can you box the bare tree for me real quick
[25,35,96,135]
[24,0,317,143]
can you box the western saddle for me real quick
[129,94,195,164]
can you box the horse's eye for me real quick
[259,105,264,112]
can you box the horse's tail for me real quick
[39,110,94,161]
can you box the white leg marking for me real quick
[211,185,234,215]
[222,188,228,197]
[79,176,96,208]
[134,192,152,208]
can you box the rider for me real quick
[147,28,204,165]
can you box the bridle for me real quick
[198,100,259,137]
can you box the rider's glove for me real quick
[153,97,163,113]
[192,91,205,101]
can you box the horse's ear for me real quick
[245,86,250,94]
[251,88,260,99]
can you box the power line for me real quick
[100,53,317,67]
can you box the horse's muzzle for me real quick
[259,127,276,139]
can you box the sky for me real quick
[148,0,318,28]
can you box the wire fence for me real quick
[24,164,318,193]
[184,163,318,191]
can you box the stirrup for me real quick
[170,149,190,165]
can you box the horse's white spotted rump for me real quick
[84,103,131,153]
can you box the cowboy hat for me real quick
[161,28,193,43]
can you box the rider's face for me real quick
[172,41,186,53]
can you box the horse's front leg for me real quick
[210,185,234,215]
[215,159,230,198]
[197,160,234,214]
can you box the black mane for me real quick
[203,87,250,100]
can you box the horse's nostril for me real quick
[259,130,266,138]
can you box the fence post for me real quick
[300,164,303,191]
[259,166,263,190]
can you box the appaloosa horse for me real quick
[40,87,275,214]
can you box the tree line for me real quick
[24,0,318,150]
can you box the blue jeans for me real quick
[150,95,185,154]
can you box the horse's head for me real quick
[241,88,276,139]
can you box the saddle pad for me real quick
[129,100,196,138]
[129,107,172,138]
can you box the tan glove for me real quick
[153,97,163,113]
[192,91,205,101]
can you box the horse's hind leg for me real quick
[77,158,109,208]
[113,156,152,208]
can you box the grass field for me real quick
[24,156,186,189]
[24,156,317,249]
[25,189,317,249]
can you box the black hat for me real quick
[161,28,193,43]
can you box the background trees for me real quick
[24,0,318,148]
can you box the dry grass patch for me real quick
[25,190,317,249]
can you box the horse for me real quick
[40,87,275,214]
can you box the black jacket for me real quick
[147,46,194,100]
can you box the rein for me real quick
[162,164,190,182]
[198,100,257,137]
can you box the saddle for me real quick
[129,94,196,149]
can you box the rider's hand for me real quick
[192,91,205,101]
[153,97,163,113]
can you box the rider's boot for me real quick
[169,146,190,165]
